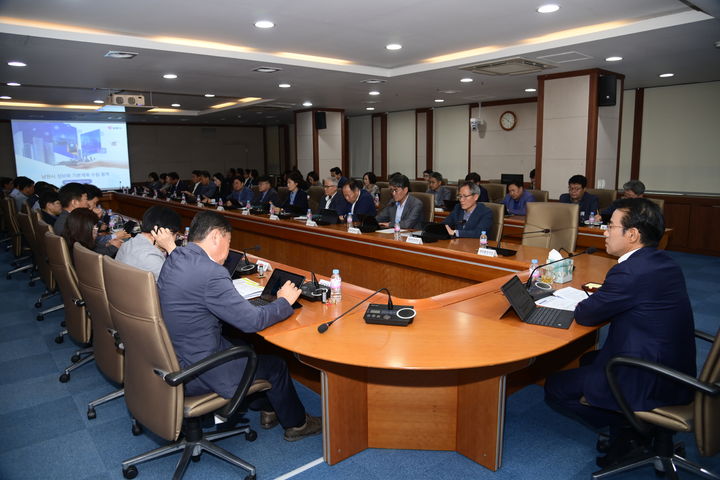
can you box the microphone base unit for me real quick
[488,246,517,257]
[300,283,329,302]
[363,304,416,327]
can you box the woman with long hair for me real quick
[62,208,123,260]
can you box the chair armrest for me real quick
[606,356,720,435]
[695,329,716,344]
[155,345,258,421]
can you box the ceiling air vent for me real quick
[460,57,556,76]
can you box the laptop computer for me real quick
[412,222,452,243]
[222,250,245,280]
[500,275,574,329]
[314,208,339,225]
[247,268,305,309]
[356,214,379,233]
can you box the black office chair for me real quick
[592,329,720,479]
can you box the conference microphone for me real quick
[524,247,598,290]
[238,245,261,275]
[317,288,416,333]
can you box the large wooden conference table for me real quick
[107,194,617,471]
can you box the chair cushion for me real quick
[635,404,693,432]
[183,379,272,418]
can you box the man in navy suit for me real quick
[544,198,695,466]
[443,182,493,238]
[558,174,600,222]
[158,211,321,441]
[252,175,280,206]
[341,180,376,218]
[318,177,349,217]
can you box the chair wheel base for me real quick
[35,301,42,308]
[244,475,256,480]
[36,315,44,321]
[245,430,257,442]
[131,423,143,436]
[122,465,138,479]
[54,335,64,344]
[191,454,201,462]
[70,354,81,363]
[87,408,96,420]
[59,373,70,383]
[29,281,35,287]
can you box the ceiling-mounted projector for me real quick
[105,94,154,111]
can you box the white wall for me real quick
[594,78,622,189]
[470,102,536,183]
[433,105,469,183]
[541,75,590,198]
[295,111,314,175]
[317,111,343,176]
[387,110,416,178]
[348,115,372,178]
[416,111,428,179]
[639,81,720,194]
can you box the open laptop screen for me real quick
[500,275,537,321]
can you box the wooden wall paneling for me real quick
[630,88,644,181]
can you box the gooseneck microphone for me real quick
[317,288,392,333]
[524,247,597,289]
[238,245,261,274]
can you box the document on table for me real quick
[233,278,264,299]
[376,228,407,234]
[535,287,590,311]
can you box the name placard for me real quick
[406,236,423,245]
[347,227,362,234]
[269,214,280,221]
[477,247,498,257]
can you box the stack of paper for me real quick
[233,277,264,299]
[535,287,590,311]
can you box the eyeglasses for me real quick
[322,185,334,189]
[390,187,405,193]
[457,194,476,200]
[606,225,624,231]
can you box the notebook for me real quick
[500,275,574,329]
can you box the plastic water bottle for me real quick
[529,259,541,282]
[181,194,187,205]
[306,208,312,219]
[269,201,275,214]
[196,195,203,207]
[181,227,189,247]
[480,230,488,248]
[346,213,353,231]
[329,269,342,303]
[153,190,157,199]
[393,223,401,240]
[107,209,115,230]
[246,200,252,210]
[374,193,380,207]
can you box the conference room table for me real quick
[106,193,617,471]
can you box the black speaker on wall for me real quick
[598,74,617,106]
[315,111,327,129]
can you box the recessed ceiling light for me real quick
[460,77,474,83]
[278,83,291,88]
[93,99,105,104]
[366,107,375,111]
[605,56,623,62]
[439,89,459,94]
[7,61,26,67]
[434,99,445,103]
[253,66,281,73]
[204,93,215,97]
[386,43,402,51]
[163,73,178,79]
[171,103,181,107]
[7,82,21,87]
[659,73,675,78]
[537,4,560,13]
[368,90,380,96]
[0,96,11,100]
[302,101,313,107]
[104,50,138,59]
[254,20,275,29]
[525,88,537,92]
[361,79,386,84]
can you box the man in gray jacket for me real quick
[377,174,425,230]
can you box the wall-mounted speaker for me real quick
[316,111,327,129]
[598,75,617,107]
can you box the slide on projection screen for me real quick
[11,120,131,190]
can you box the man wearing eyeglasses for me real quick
[376,174,424,230]
[443,182,493,238]
[319,177,349,216]
[559,174,599,221]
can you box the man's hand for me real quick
[378,222,389,228]
[445,225,455,236]
[109,238,124,249]
[113,230,131,241]
[151,227,177,254]
[276,280,301,306]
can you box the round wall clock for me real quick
[500,111,517,131]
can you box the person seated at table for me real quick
[158,173,171,192]
[362,171,379,197]
[443,182,493,238]
[464,172,489,202]
[559,174,599,220]
[252,175,280,206]
[63,208,122,259]
[305,170,319,189]
[593,180,646,224]
[38,189,62,226]
[202,172,230,203]
[116,205,181,281]
[427,172,451,208]
[10,176,35,213]
[318,177,349,215]
[501,180,535,215]
[342,180,376,219]
[225,175,254,207]
[157,210,321,441]
[54,183,88,236]
[377,174,424,230]
[83,184,130,243]
[146,172,162,192]
[422,169,433,181]
[0,177,13,198]
[529,168,536,190]
[330,167,348,188]
[278,171,308,213]
[164,172,186,198]
[191,171,217,200]
[544,198,696,469]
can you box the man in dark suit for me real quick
[376,174,424,230]
[252,175,280,206]
[559,174,599,221]
[341,180,376,218]
[318,177,349,217]
[164,172,186,197]
[443,182,493,238]
[157,211,321,441]
[330,166,348,188]
[464,172,490,202]
[544,198,696,467]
